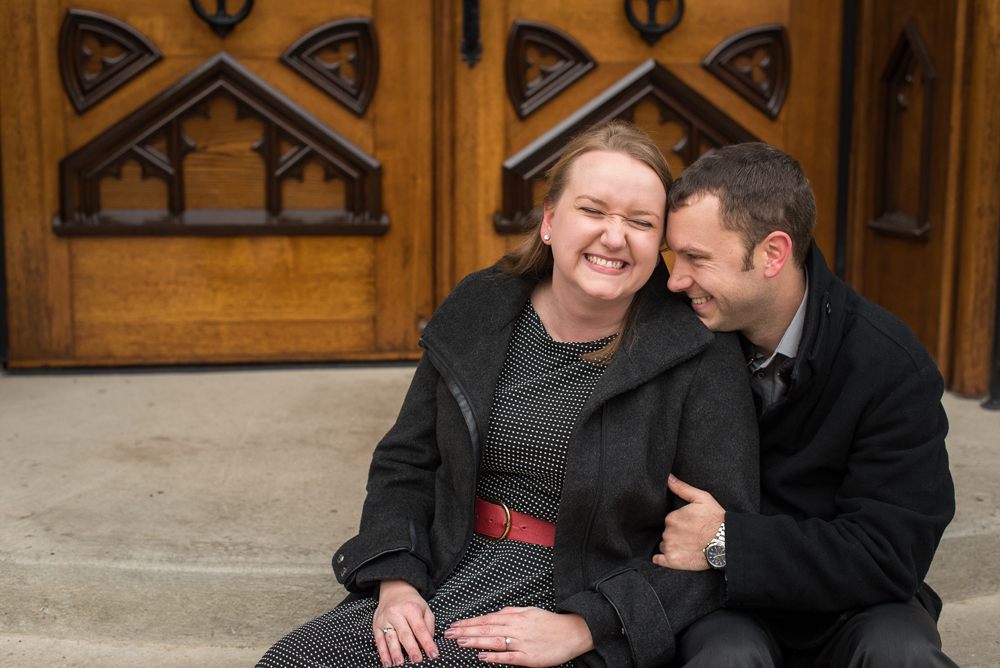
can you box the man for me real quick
[655,142,957,666]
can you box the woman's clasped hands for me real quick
[446,607,595,667]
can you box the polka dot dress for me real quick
[257,302,613,668]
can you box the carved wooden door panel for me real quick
[846,0,964,374]
[436,0,845,297]
[1,0,433,366]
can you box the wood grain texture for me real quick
[70,236,377,362]
[1,0,74,363]
[449,0,512,287]
[509,0,788,65]
[786,0,842,265]
[372,0,435,351]
[934,0,971,385]
[951,0,1000,396]
[845,0,877,292]
[72,0,373,60]
[434,0,456,306]
[181,95,267,210]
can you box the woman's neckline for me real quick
[526,300,617,346]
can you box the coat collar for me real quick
[420,260,717,429]
[760,240,846,410]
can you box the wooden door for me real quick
[435,0,845,298]
[1,0,434,366]
[845,0,966,378]
[3,1,847,367]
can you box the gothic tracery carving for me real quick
[59,9,162,114]
[280,18,380,117]
[54,53,388,237]
[703,24,790,119]
[494,59,759,234]
[867,18,936,241]
[505,20,596,119]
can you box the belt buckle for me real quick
[480,497,512,542]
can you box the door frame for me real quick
[0,139,8,366]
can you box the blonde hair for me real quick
[497,120,672,364]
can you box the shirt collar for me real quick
[753,275,809,368]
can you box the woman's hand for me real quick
[373,579,438,666]
[445,607,594,666]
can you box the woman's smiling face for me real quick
[541,150,667,312]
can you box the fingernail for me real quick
[443,629,455,638]
[479,654,490,662]
[669,473,677,483]
[429,650,439,659]
[457,637,468,646]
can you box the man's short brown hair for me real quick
[667,142,816,269]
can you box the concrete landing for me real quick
[1,367,997,666]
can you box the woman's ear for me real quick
[541,202,554,244]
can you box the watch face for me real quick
[706,543,726,569]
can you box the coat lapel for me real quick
[422,261,715,433]
[420,269,531,433]
[579,261,715,422]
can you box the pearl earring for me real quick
[543,233,550,241]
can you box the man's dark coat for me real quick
[333,262,759,668]
[724,242,956,647]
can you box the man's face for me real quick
[665,194,771,334]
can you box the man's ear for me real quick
[760,231,793,278]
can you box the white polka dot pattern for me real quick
[256,302,613,668]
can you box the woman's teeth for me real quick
[586,254,624,269]
[691,296,711,305]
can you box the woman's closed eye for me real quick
[629,218,655,228]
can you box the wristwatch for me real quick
[704,522,726,570]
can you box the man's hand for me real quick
[653,474,726,571]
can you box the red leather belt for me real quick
[474,496,556,547]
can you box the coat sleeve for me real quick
[332,353,443,598]
[723,363,954,611]
[558,333,760,668]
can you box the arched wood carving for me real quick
[59,9,162,114]
[280,18,379,117]
[54,52,388,237]
[703,24,790,119]
[495,59,760,234]
[868,18,936,241]
[505,20,596,119]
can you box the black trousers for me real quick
[672,599,958,668]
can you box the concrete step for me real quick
[2,369,998,667]
[0,558,345,647]
[2,635,265,668]
[937,591,1000,668]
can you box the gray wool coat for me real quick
[333,261,759,668]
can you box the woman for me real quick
[257,121,758,668]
